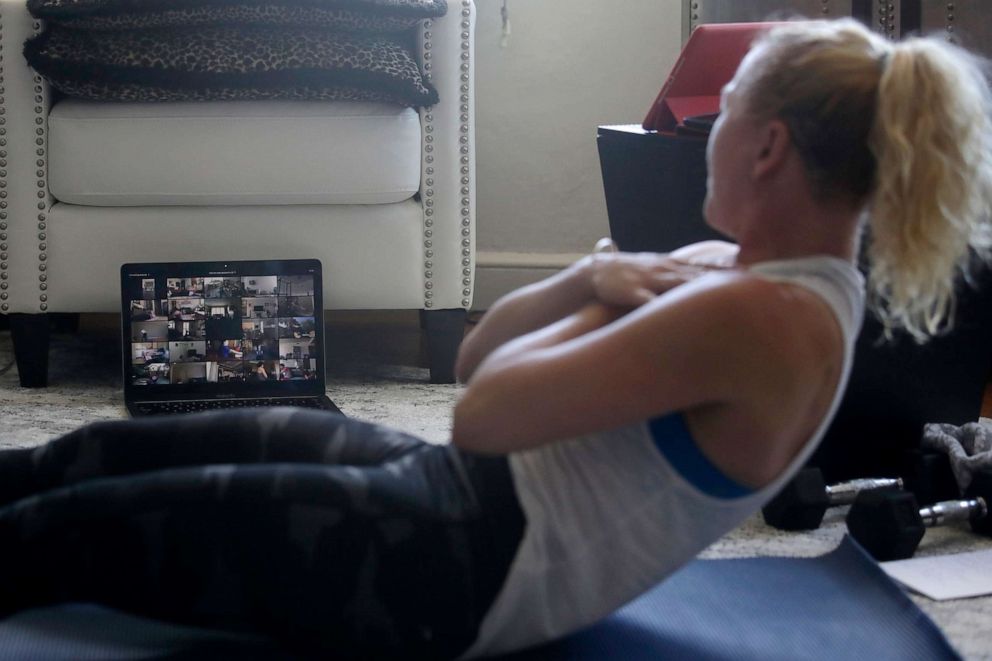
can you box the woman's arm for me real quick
[452,272,796,454]
[469,301,630,378]
[454,257,598,383]
[455,248,718,383]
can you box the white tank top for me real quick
[462,256,866,659]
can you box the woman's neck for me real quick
[733,204,862,268]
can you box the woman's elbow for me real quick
[454,330,484,384]
[452,389,503,454]
[454,349,474,384]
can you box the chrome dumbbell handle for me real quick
[826,477,903,506]
[919,497,988,527]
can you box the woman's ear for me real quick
[752,119,791,181]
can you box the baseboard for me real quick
[474,251,584,310]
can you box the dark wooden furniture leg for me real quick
[10,313,50,388]
[420,309,466,384]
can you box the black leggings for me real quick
[0,409,525,660]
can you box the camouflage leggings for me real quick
[0,409,525,660]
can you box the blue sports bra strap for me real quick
[648,412,753,499]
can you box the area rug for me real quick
[1,328,990,660]
[0,327,459,448]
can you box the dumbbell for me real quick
[762,467,903,530]
[846,469,992,561]
[763,450,962,531]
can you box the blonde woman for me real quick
[0,19,989,660]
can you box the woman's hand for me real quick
[585,251,708,307]
[585,239,738,308]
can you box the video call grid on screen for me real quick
[124,266,320,388]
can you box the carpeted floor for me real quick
[1,319,990,660]
[0,317,460,448]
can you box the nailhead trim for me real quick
[688,2,908,39]
[421,1,474,310]
[0,10,5,311]
[944,2,957,43]
[689,0,837,31]
[876,0,897,39]
[421,3,433,299]
[32,23,50,310]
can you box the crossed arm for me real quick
[451,242,762,454]
[454,242,736,383]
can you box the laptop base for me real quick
[128,395,341,417]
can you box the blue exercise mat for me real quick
[0,536,959,660]
[504,535,959,660]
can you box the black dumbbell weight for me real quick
[846,469,992,561]
[762,467,903,530]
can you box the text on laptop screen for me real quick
[125,270,318,387]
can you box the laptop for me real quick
[642,22,780,133]
[121,258,341,416]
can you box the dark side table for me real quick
[596,124,723,252]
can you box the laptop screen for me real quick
[121,259,326,401]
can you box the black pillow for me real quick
[24,24,438,106]
[27,0,447,32]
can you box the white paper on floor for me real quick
[882,549,992,600]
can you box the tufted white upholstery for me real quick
[0,0,477,384]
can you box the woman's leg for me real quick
[0,444,502,660]
[0,409,423,507]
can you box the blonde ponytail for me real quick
[867,38,992,341]
[741,19,992,342]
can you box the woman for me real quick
[1,19,990,660]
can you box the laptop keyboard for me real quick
[135,398,331,416]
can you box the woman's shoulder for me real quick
[654,272,847,489]
[668,240,739,268]
[644,269,842,388]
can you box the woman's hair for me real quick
[737,19,992,342]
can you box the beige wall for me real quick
[472,0,683,306]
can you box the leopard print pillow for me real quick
[24,25,438,106]
[27,0,447,32]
